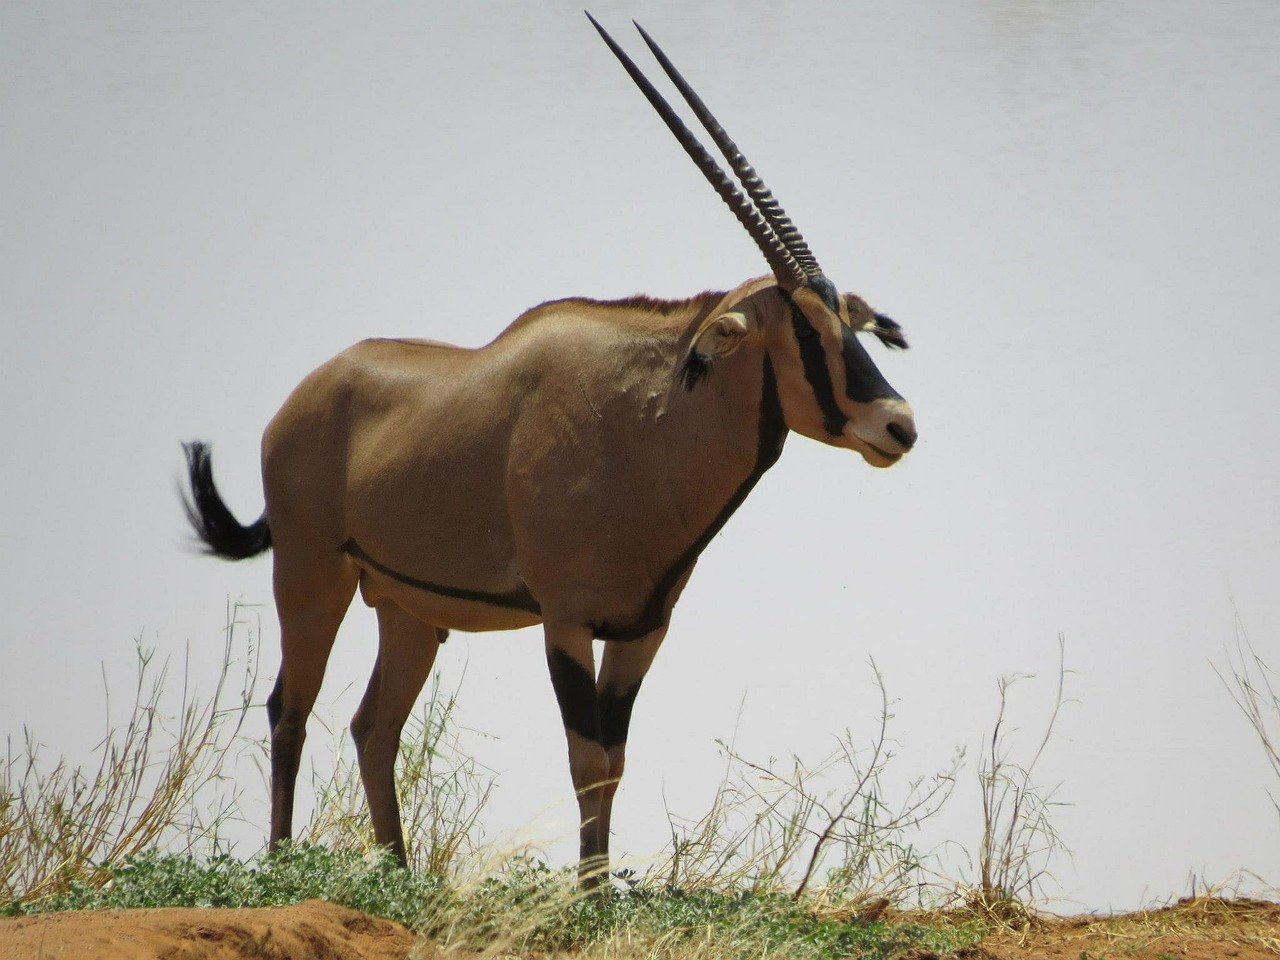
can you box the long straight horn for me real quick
[632,21,823,282]
[585,12,805,290]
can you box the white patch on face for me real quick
[842,396,916,468]
[842,421,901,467]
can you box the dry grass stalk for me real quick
[304,675,496,877]
[655,664,959,908]
[1,602,258,904]
[1214,615,1280,819]
[966,635,1069,927]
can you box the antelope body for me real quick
[181,16,918,885]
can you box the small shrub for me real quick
[13,844,448,929]
[655,661,960,908]
[967,637,1070,923]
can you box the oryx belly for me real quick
[349,546,543,632]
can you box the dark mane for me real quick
[535,289,727,316]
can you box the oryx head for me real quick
[589,14,917,467]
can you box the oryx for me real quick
[180,15,917,885]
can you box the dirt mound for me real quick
[1,897,1275,960]
[0,899,417,960]
[970,898,1280,960]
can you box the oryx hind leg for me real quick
[351,602,442,867]
[596,628,666,867]
[266,548,360,853]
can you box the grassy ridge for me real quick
[10,610,1274,957]
[3,845,983,960]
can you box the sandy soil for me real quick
[1,897,1276,960]
[0,900,417,960]
[962,898,1280,960]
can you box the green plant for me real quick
[11,843,447,928]
[10,844,985,960]
[427,854,981,960]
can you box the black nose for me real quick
[886,421,917,450]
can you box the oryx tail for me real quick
[181,441,272,559]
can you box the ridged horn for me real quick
[586,11,805,290]
[632,21,824,281]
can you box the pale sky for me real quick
[3,0,1279,911]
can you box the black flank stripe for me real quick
[340,538,542,614]
[547,648,601,742]
[597,355,788,641]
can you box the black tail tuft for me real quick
[180,441,272,559]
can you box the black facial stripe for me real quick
[599,683,641,748]
[340,538,542,614]
[780,289,847,437]
[809,276,841,313]
[840,325,902,403]
[547,648,601,742]
[596,355,787,641]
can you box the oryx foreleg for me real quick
[351,602,442,867]
[596,629,666,863]
[544,623,611,886]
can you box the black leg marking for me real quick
[599,684,641,748]
[266,675,284,731]
[547,649,601,742]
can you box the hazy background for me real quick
[3,0,1278,910]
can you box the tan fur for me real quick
[189,274,915,882]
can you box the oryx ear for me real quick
[682,312,749,390]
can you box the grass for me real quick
[1215,614,1280,821]
[965,636,1070,925]
[0,601,258,904]
[653,662,961,907]
[7,845,446,928]
[16,615,1269,960]
[3,845,985,959]
[301,674,496,877]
